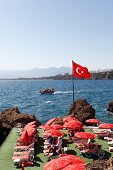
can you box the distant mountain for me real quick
[0,67,72,79]
[40,69,113,80]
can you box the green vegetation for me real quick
[0,128,113,170]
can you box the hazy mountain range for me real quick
[0,67,72,79]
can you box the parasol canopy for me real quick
[45,124,63,130]
[99,123,113,129]
[44,154,85,170]
[44,129,64,137]
[74,132,96,139]
[26,121,37,126]
[63,120,83,130]
[46,118,57,126]
[23,124,36,130]
[85,118,100,124]
[61,163,85,170]
[26,127,37,136]
[63,116,78,122]
[20,130,30,144]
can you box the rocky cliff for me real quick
[68,99,95,123]
[107,101,113,113]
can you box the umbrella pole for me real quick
[72,60,75,104]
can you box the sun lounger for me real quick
[108,140,113,146]
[16,129,22,136]
[14,143,34,151]
[104,137,113,142]
[92,129,111,138]
[13,148,34,156]
[12,149,34,166]
[80,144,104,159]
[92,129,111,133]
[109,146,113,152]
[73,138,88,147]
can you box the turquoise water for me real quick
[0,80,113,124]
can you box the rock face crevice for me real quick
[0,127,10,146]
[68,99,95,123]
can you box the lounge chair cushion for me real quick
[109,147,113,152]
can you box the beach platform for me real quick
[0,127,113,170]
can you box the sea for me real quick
[0,80,113,124]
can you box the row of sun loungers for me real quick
[12,121,38,168]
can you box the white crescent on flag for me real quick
[76,67,84,75]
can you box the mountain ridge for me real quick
[0,67,71,79]
[0,67,113,79]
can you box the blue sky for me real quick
[0,0,113,71]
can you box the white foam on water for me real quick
[54,91,73,94]
[45,101,53,104]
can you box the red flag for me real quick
[72,61,90,79]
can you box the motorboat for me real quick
[40,88,55,94]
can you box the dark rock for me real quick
[0,121,11,146]
[86,157,113,170]
[54,117,64,125]
[68,99,95,124]
[107,101,113,113]
[1,107,20,115]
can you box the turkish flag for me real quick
[72,61,90,79]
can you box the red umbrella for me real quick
[26,121,37,126]
[44,154,85,170]
[48,124,63,130]
[63,116,78,122]
[61,163,85,170]
[44,124,63,131]
[20,130,30,144]
[99,123,113,129]
[74,132,96,139]
[63,120,83,130]
[46,118,57,126]
[23,124,37,130]
[44,129,64,137]
[85,118,100,124]
[26,128,37,137]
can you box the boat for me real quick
[40,88,55,94]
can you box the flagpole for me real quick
[72,75,75,103]
[72,60,75,103]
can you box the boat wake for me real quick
[45,101,53,104]
[54,91,73,94]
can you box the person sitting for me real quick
[68,130,75,139]
[56,137,62,154]
[53,137,57,145]
[47,135,54,145]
